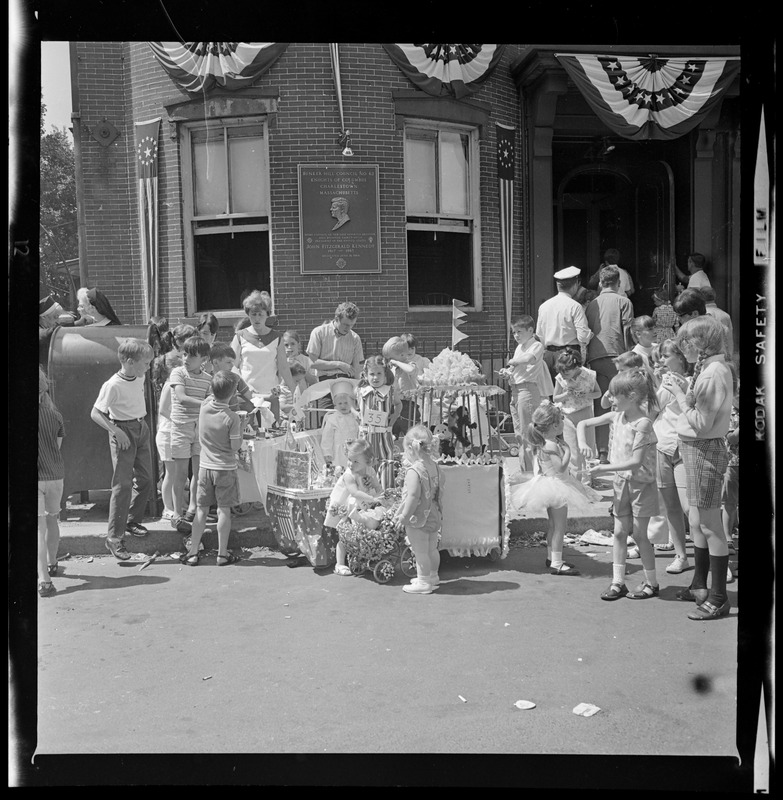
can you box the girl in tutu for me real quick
[324,439,384,575]
[511,401,601,575]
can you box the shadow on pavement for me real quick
[45,572,170,593]
[434,578,520,595]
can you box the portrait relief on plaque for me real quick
[298,164,381,274]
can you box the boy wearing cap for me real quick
[320,379,360,469]
[536,266,593,379]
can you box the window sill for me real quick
[405,310,488,324]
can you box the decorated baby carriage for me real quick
[335,491,419,583]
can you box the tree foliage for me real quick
[40,97,78,305]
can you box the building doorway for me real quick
[554,147,677,316]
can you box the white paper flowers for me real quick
[419,348,482,386]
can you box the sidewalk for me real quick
[57,458,617,557]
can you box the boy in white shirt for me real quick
[90,339,154,560]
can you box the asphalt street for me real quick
[32,535,741,776]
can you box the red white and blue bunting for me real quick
[555,53,740,140]
[383,44,505,99]
[149,42,289,94]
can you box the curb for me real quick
[57,514,614,556]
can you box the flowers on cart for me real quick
[418,347,483,386]
[336,490,403,567]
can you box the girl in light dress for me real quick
[356,355,402,490]
[392,425,443,594]
[652,287,678,343]
[282,329,317,385]
[320,380,360,469]
[510,401,601,576]
[551,347,601,487]
[577,369,661,601]
[650,339,692,574]
[324,439,384,576]
[152,350,182,521]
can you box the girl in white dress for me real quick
[320,380,360,469]
[511,401,600,575]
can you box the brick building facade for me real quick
[70,42,741,356]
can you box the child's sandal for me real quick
[600,583,628,601]
[179,552,202,566]
[216,552,240,566]
[627,582,659,599]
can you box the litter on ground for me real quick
[572,703,601,717]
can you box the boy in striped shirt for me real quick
[168,336,213,533]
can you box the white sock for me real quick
[643,568,658,587]
[612,564,626,585]
[550,550,564,569]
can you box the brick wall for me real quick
[76,42,528,360]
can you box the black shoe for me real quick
[126,522,149,537]
[47,564,59,577]
[172,516,192,534]
[105,537,131,561]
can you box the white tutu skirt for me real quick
[511,473,602,515]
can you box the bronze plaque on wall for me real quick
[298,164,381,274]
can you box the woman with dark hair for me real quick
[74,287,122,326]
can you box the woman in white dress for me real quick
[230,290,295,403]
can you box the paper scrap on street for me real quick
[579,529,613,546]
[514,700,536,710]
[458,695,467,703]
[572,702,601,717]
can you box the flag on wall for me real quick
[496,123,515,339]
[452,299,469,348]
[135,118,160,320]
[555,54,740,141]
[149,42,289,94]
[383,44,505,99]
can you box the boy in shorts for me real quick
[180,371,243,566]
[168,336,212,532]
[90,339,154,560]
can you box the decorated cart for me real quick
[335,489,419,583]
[400,348,511,560]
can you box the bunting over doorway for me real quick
[555,53,740,140]
[148,42,289,94]
[382,44,505,99]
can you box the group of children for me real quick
[37,304,737,614]
[505,311,738,620]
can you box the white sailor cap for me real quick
[553,266,581,280]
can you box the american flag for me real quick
[135,118,160,319]
[555,54,740,141]
[496,123,515,340]
[382,44,505,99]
[149,42,289,94]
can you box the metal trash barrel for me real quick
[47,325,158,507]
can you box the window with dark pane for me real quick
[404,124,476,308]
[187,121,270,312]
